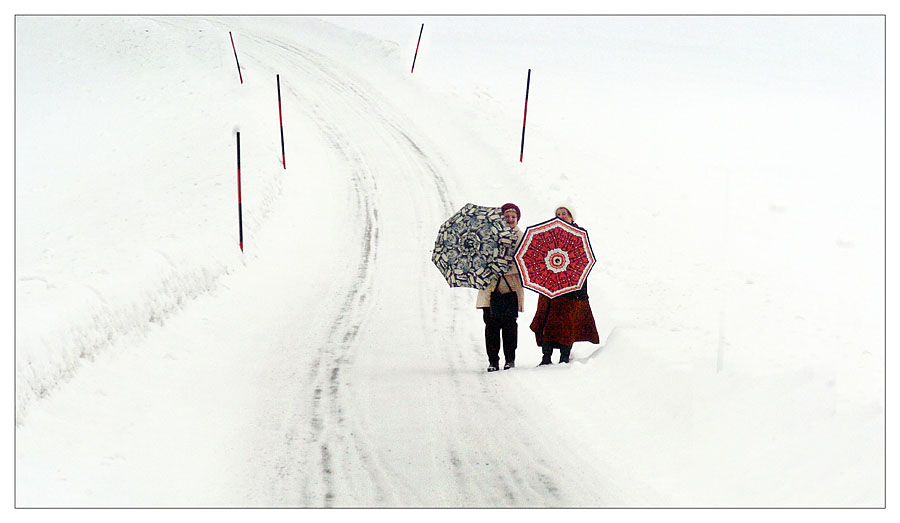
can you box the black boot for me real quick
[539,346,553,366]
[559,345,571,364]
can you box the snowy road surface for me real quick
[16,16,884,508]
[16,18,614,507]
[233,30,604,506]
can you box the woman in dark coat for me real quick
[476,203,524,372]
[529,206,600,365]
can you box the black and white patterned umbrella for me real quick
[432,203,516,289]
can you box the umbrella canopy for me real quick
[432,203,516,289]
[514,217,596,298]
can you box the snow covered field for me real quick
[14,14,885,508]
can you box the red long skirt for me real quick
[530,294,600,347]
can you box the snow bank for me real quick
[15,15,885,507]
[15,16,286,421]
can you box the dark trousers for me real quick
[541,343,572,363]
[482,308,517,366]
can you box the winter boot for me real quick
[559,346,572,364]
[487,365,500,372]
[539,346,553,366]
[503,361,515,370]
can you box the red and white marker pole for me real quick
[277,74,286,169]
[520,68,531,162]
[411,23,424,73]
[230,31,243,84]
[236,132,244,252]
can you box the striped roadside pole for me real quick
[520,68,531,162]
[236,132,243,252]
[230,31,243,84]
[277,74,286,169]
[411,23,424,73]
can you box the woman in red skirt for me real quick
[530,206,600,365]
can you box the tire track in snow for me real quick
[288,95,383,505]
[256,40,455,504]
[242,35,405,506]
[243,33,568,506]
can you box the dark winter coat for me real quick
[529,290,600,347]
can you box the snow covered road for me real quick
[218,24,612,507]
[16,17,609,507]
[16,16,884,508]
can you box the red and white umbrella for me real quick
[514,217,596,298]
